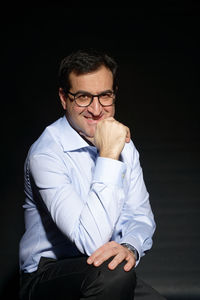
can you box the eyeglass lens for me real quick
[75,92,115,107]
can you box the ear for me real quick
[59,88,67,110]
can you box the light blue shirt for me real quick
[19,115,156,273]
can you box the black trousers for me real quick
[19,256,166,300]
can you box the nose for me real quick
[87,96,102,115]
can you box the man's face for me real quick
[60,66,115,139]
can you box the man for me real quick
[19,49,166,299]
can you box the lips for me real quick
[84,115,103,123]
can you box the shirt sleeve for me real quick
[29,152,127,255]
[112,143,156,266]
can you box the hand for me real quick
[93,118,130,160]
[87,241,136,272]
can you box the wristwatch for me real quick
[121,243,138,261]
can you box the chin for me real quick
[85,125,96,137]
[85,130,95,138]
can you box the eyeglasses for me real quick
[66,90,116,107]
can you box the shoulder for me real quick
[26,117,65,163]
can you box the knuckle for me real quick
[109,241,117,247]
[111,247,118,255]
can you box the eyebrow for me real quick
[72,89,113,95]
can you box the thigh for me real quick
[39,256,136,300]
[21,256,136,300]
[20,256,91,300]
[134,277,167,300]
[80,257,136,300]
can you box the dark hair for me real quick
[58,49,118,92]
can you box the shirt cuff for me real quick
[93,157,127,188]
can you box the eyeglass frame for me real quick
[65,90,116,107]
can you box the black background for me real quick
[1,2,200,299]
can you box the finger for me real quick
[123,255,136,272]
[87,245,106,264]
[87,241,122,266]
[87,241,119,264]
[108,252,126,270]
[92,246,119,267]
[106,117,115,122]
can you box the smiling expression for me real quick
[59,66,115,139]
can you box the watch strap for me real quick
[121,243,138,261]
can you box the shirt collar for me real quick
[57,115,95,152]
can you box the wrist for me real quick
[121,243,138,261]
[99,149,120,160]
[99,153,119,160]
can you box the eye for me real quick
[100,92,113,99]
[76,93,91,101]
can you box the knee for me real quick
[102,260,136,290]
[81,259,136,298]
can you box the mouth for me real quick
[84,115,103,124]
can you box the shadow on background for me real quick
[1,2,200,299]
[0,268,20,299]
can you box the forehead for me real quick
[69,66,113,92]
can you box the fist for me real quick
[93,117,130,160]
